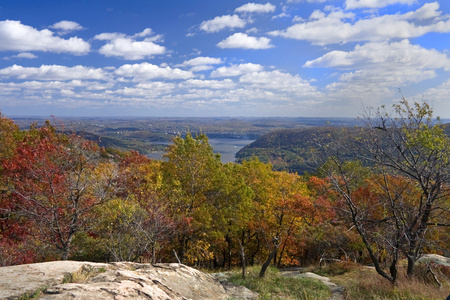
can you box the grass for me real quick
[62,265,107,284]
[315,262,450,300]
[18,286,48,300]
[227,265,330,300]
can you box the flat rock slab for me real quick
[0,261,109,299]
[0,261,255,300]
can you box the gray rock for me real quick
[0,261,256,300]
[417,254,450,267]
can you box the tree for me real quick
[114,151,174,263]
[321,99,450,283]
[240,158,313,277]
[362,99,450,277]
[2,123,118,260]
[161,131,223,263]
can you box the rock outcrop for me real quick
[0,261,258,300]
[417,254,450,267]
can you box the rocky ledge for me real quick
[0,261,258,299]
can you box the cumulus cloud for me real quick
[113,81,176,97]
[304,40,450,107]
[304,40,450,70]
[180,57,224,72]
[417,79,450,113]
[269,2,450,45]
[181,57,224,66]
[286,0,329,3]
[239,70,318,94]
[180,79,236,89]
[115,63,194,80]
[0,65,108,81]
[0,61,323,116]
[217,33,274,49]
[345,0,416,9]
[200,15,247,33]
[50,20,84,35]
[95,28,165,60]
[13,52,37,59]
[0,20,90,54]
[235,2,276,14]
[210,63,264,77]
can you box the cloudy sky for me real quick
[0,0,449,118]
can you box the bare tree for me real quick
[320,99,450,283]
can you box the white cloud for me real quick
[0,65,108,81]
[269,2,450,45]
[13,52,37,59]
[132,28,156,38]
[0,80,111,92]
[304,40,450,108]
[217,33,273,49]
[304,40,450,71]
[115,63,194,80]
[272,12,290,20]
[345,0,416,9]
[235,3,276,14]
[180,79,236,89]
[180,57,224,72]
[99,38,165,60]
[113,81,176,97]
[239,70,318,95]
[50,20,84,35]
[200,15,247,33]
[95,29,165,60]
[181,57,224,66]
[0,62,324,116]
[0,20,90,54]
[287,0,329,3]
[210,63,264,77]
[94,32,123,40]
[417,79,450,113]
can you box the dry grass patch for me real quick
[322,262,449,300]
[62,265,107,284]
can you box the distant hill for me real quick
[236,123,450,174]
[235,127,348,174]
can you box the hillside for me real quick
[235,127,353,174]
[236,123,450,174]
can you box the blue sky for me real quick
[0,0,449,118]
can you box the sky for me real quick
[0,0,449,118]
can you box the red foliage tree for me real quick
[2,122,118,260]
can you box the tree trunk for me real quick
[406,255,415,277]
[151,241,156,264]
[226,235,232,270]
[239,240,246,279]
[249,235,260,266]
[62,247,70,260]
[259,248,277,278]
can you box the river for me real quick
[146,138,255,163]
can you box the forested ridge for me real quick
[236,123,450,175]
[0,100,449,287]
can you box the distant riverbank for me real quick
[146,138,255,163]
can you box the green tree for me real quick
[161,131,223,263]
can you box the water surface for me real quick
[146,138,254,163]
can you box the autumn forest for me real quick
[0,100,449,285]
